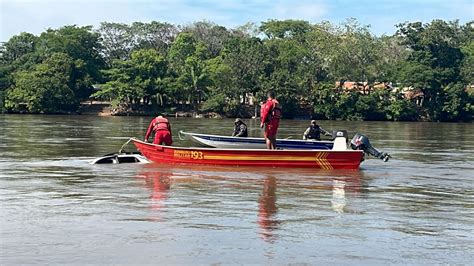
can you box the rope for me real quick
[178,130,186,141]
[118,138,134,154]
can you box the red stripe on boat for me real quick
[132,138,363,170]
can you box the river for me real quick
[0,114,473,264]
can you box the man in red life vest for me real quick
[145,115,173,145]
[260,91,281,149]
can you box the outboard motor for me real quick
[350,133,391,162]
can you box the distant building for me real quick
[398,87,425,106]
[335,81,393,94]
[467,84,474,95]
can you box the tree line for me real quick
[0,19,472,121]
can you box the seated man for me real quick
[232,118,248,137]
[145,115,173,145]
[303,120,331,141]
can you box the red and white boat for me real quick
[131,136,364,170]
[91,131,389,169]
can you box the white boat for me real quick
[178,131,334,150]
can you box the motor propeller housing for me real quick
[350,133,391,162]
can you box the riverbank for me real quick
[3,101,470,122]
[78,101,225,118]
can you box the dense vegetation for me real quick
[0,19,472,121]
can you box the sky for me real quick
[1,0,473,42]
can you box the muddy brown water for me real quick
[1,115,473,264]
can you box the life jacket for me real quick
[233,122,248,137]
[271,100,281,120]
[306,125,321,140]
[152,117,170,131]
[262,99,281,123]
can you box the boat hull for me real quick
[179,131,334,150]
[132,139,363,170]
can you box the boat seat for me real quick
[332,137,347,151]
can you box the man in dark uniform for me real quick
[303,120,331,141]
[232,118,248,137]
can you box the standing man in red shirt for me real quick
[260,91,281,149]
[145,115,173,145]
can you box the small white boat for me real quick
[179,131,334,150]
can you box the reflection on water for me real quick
[258,176,279,242]
[133,164,366,245]
[330,175,364,213]
[331,180,347,213]
[1,115,473,264]
[137,168,172,221]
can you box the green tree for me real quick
[0,33,41,99]
[5,53,75,113]
[1,32,38,63]
[1,19,471,120]
[263,38,307,118]
[132,21,179,55]
[201,57,233,115]
[311,83,340,120]
[260,19,312,41]
[184,21,232,57]
[441,83,472,121]
[261,21,314,118]
[168,33,212,111]
[93,49,167,108]
[316,19,382,85]
[97,22,135,64]
[387,94,419,121]
[38,25,104,100]
[460,39,474,84]
[396,20,467,121]
[221,36,265,114]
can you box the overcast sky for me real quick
[1,0,473,42]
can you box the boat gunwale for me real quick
[179,130,334,144]
[132,138,362,154]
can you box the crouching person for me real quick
[145,115,173,145]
